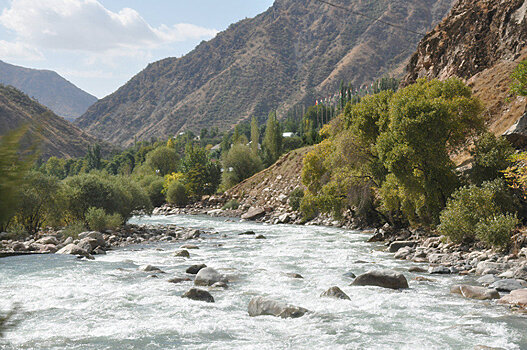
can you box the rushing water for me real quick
[1,214,527,350]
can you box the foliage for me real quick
[288,187,304,211]
[163,172,185,194]
[145,146,179,176]
[16,171,60,234]
[181,144,221,198]
[0,127,33,231]
[262,111,282,166]
[504,152,527,196]
[250,117,260,154]
[86,144,102,171]
[222,199,240,210]
[221,143,263,189]
[510,59,527,96]
[438,179,517,246]
[474,214,518,249]
[61,221,86,239]
[85,207,122,232]
[470,132,514,185]
[166,181,188,207]
[140,175,165,207]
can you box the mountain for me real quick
[77,0,454,147]
[0,84,99,159]
[402,0,527,146]
[0,60,97,121]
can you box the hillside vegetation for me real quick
[77,0,453,147]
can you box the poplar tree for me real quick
[262,111,282,165]
[250,117,259,154]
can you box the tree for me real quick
[262,111,282,165]
[145,146,179,176]
[0,127,33,231]
[182,144,221,198]
[470,132,514,185]
[221,143,263,189]
[86,144,102,171]
[250,117,260,154]
[511,59,527,96]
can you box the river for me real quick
[1,214,526,349]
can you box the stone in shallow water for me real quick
[174,249,190,258]
[408,266,427,273]
[182,288,214,303]
[498,288,527,309]
[428,266,451,274]
[248,296,308,318]
[351,269,409,289]
[320,286,350,300]
[489,279,527,292]
[194,267,228,286]
[139,265,165,273]
[477,274,499,286]
[180,244,199,249]
[168,277,191,283]
[285,273,303,279]
[450,285,500,300]
[186,264,207,274]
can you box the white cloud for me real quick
[0,40,44,61]
[0,0,218,52]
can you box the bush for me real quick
[85,207,122,232]
[438,179,517,246]
[147,178,165,207]
[475,214,518,248]
[288,188,304,211]
[221,143,263,189]
[145,146,179,176]
[300,193,319,221]
[61,221,86,239]
[166,181,188,207]
[470,132,514,185]
[222,199,239,210]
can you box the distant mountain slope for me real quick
[402,0,527,144]
[0,84,98,159]
[77,0,454,147]
[0,60,97,121]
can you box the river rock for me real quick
[180,244,199,249]
[429,266,451,274]
[388,241,415,253]
[408,266,427,273]
[476,261,507,275]
[93,247,106,255]
[168,277,192,283]
[239,231,255,235]
[139,265,165,273]
[320,286,350,300]
[367,230,384,242]
[56,243,92,258]
[255,235,266,239]
[194,267,228,286]
[174,250,190,258]
[498,288,527,308]
[181,229,201,240]
[78,231,106,247]
[285,273,303,279]
[211,281,229,289]
[186,264,207,274]
[394,246,413,259]
[489,279,527,292]
[343,271,356,279]
[247,297,308,318]
[241,207,266,220]
[37,236,59,246]
[77,237,98,253]
[39,244,58,253]
[182,288,214,303]
[477,274,499,286]
[351,269,409,289]
[450,285,500,300]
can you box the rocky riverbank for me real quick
[0,224,212,260]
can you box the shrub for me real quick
[85,207,122,232]
[300,193,319,221]
[166,181,188,207]
[147,178,165,207]
[288,188,304,211]
[221,143,263,189]
[222,199,239,210]
[61,221,86,239]
[475,214,518,248]
[438,179,517,246]
[145,146,180,176]
[470,132,514,185]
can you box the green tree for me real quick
[511,59,527,96]
[0,127,33,231]
[166,181,188,206]
[86,144,102,171]
[250,117,260,154]
[470,132,514,185]
[182,144,221,198]
[262,111,282,165]
[221,143,263,189]
[145,146,179,176]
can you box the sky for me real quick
[0,0,274,98]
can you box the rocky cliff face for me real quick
[77,0,453,147]
[403,0,527,145]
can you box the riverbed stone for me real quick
[321,286,350,300]
[56,243,92,258]
[388,241,415,253]
[37,236,59,246]
[241,207,266,220]
[168,277,192,283]
[477,274,499,286]
[239,231,255,235]
[186,264,207,274]
[450,285,500,300]
[180,244,199,249]
[211,281,229,289]
[182,288,214,303]
[248,297,308,318]
[77,237,98,253]
[174,250,190,258]
[78,231,106,247]
[476,261,508,275]
[255,235,266,239]
[351,269,409,289]
[139,265,165,273]
[394,246,413,259]
[285,273,303,279]
[194,267,228,286]
[429,266,451,274]
[408,266,427,273]
[498,288,527,308]
[489,279,527,292]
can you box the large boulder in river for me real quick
[388,241,415,253]
[351,270,409,289]
[77,237,98,253]
[498,288,527,309]
[182,288,214,303]
[320,286,350,300]
[194,267,228,286]
[36,236,59,246]
[56,243,92,258]
[78,231,106,247]
[186,264,207,274]
[241,207,266,220]
[248,297,308,318]
[450,285,500,300]
[489,279,527,292]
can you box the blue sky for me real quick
[0,0,274,98]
